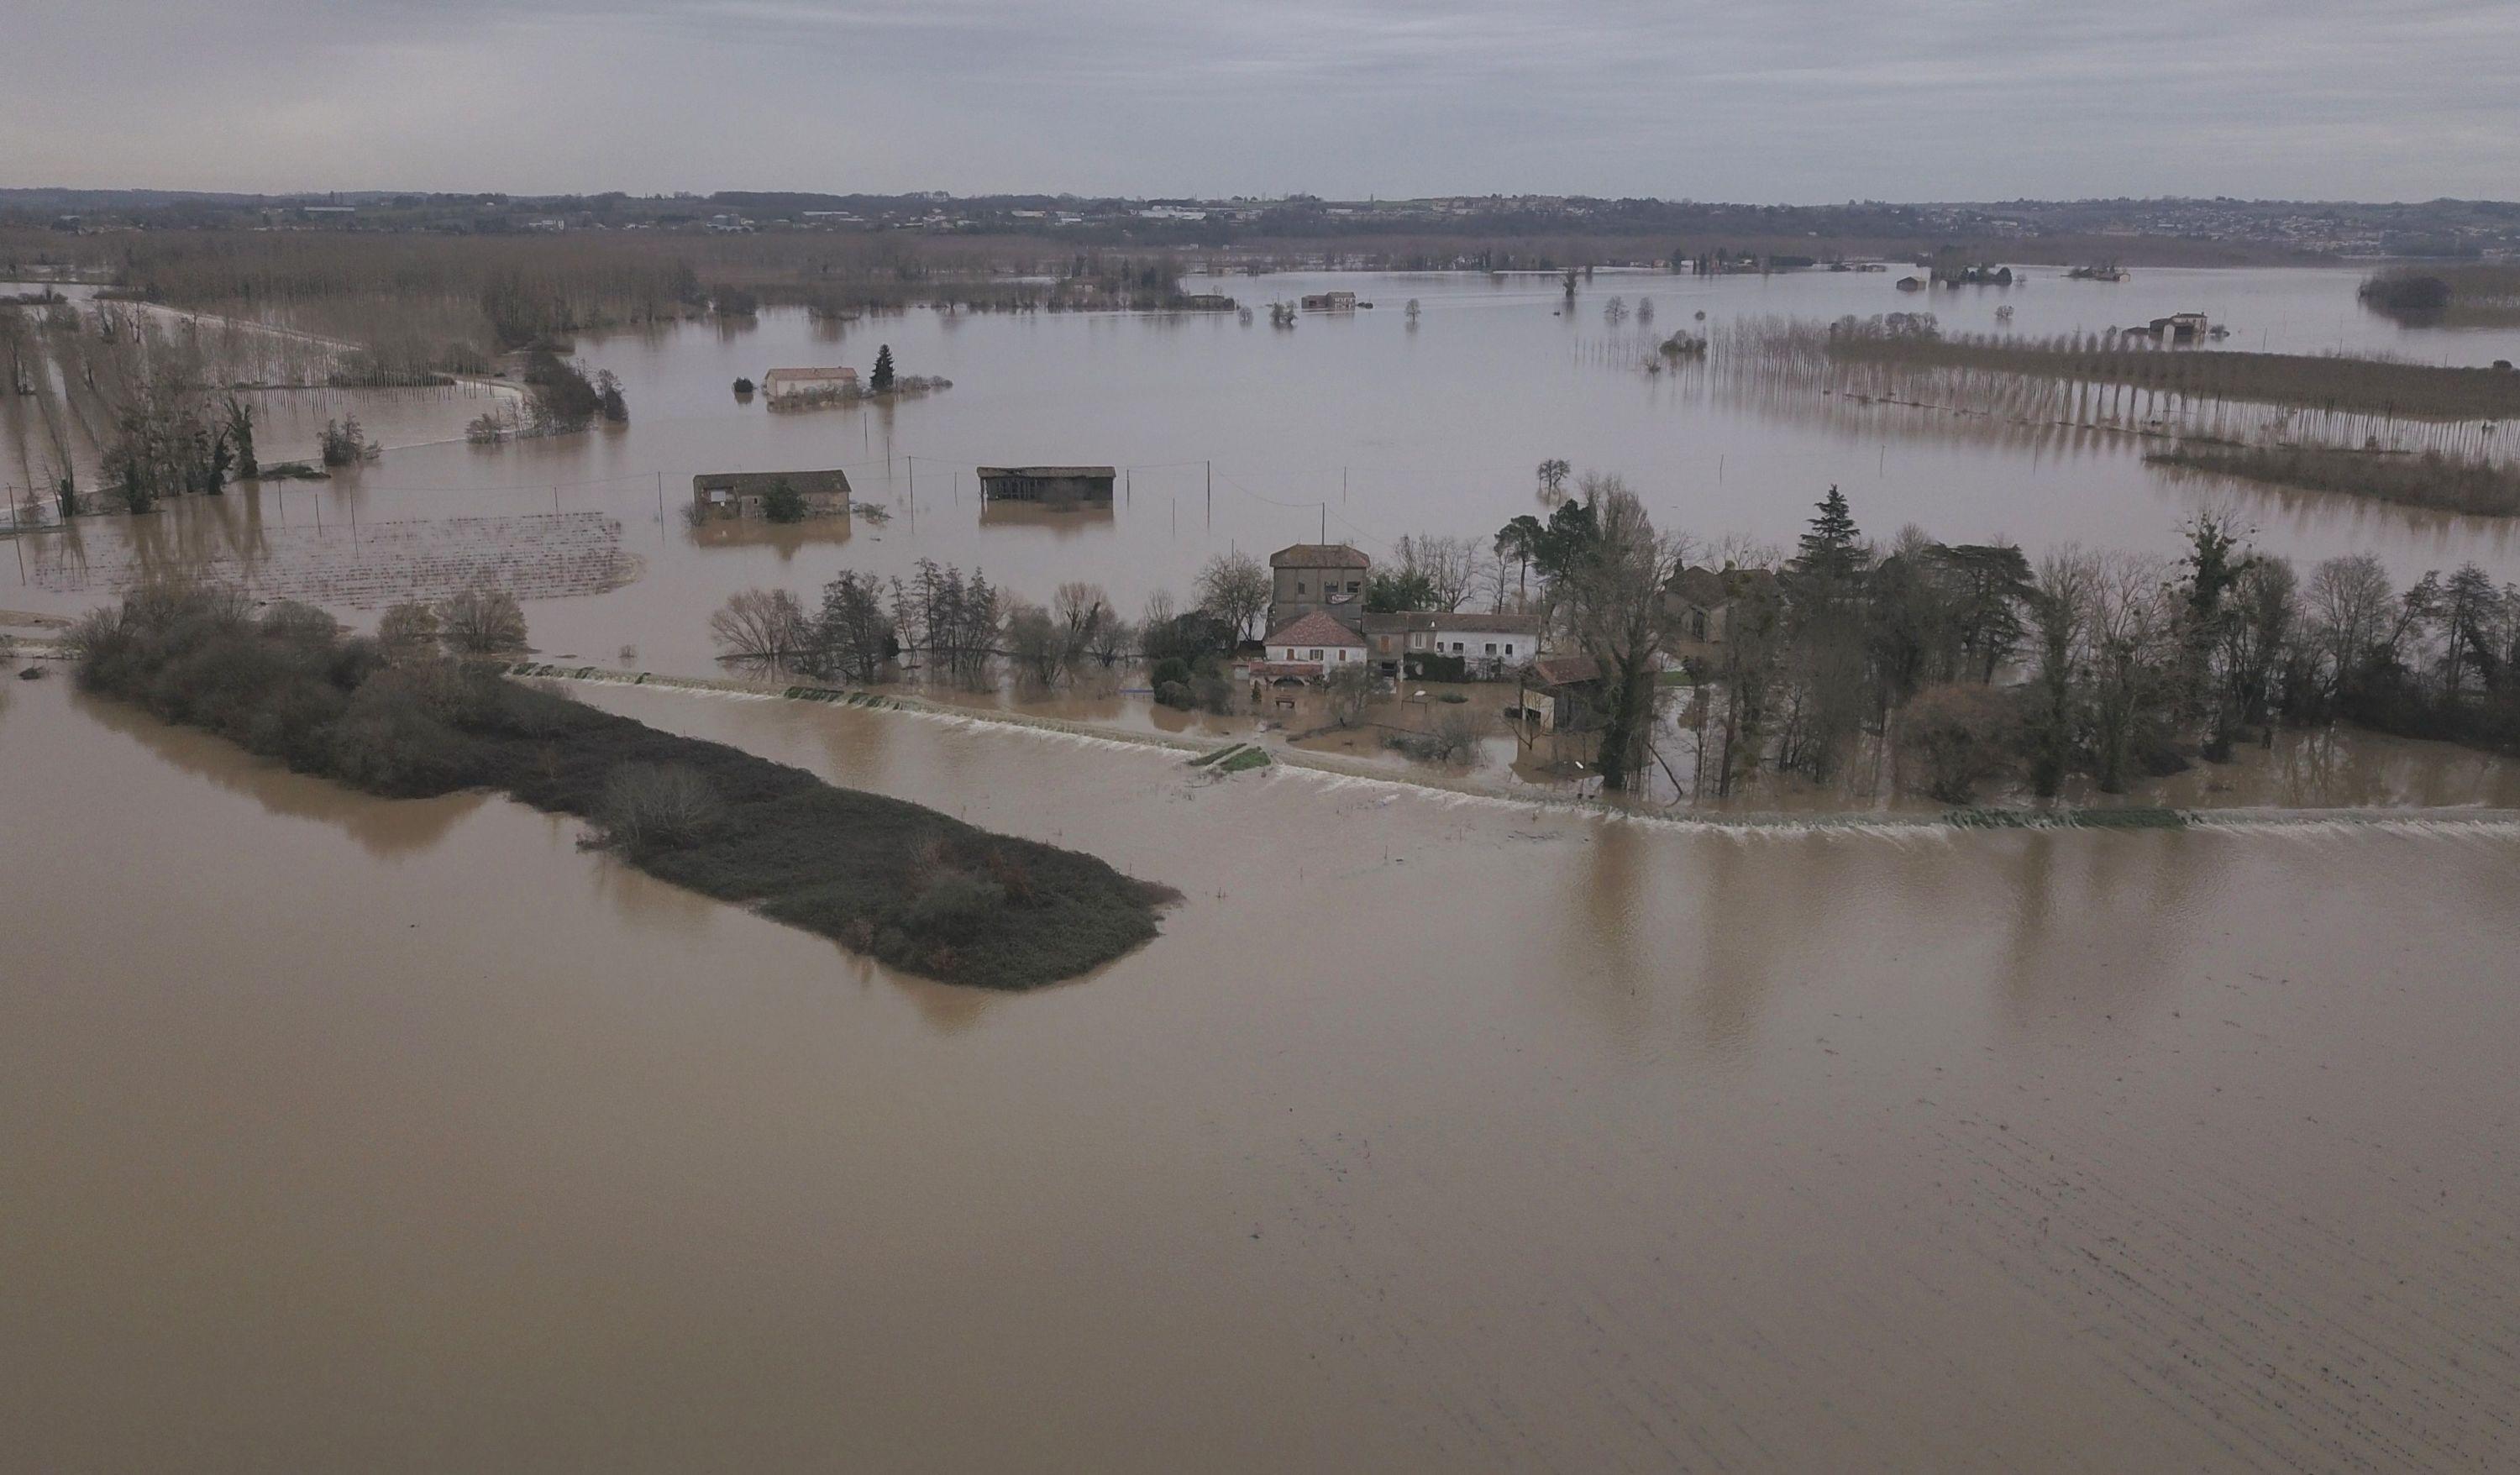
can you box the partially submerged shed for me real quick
[976,466,1116,503]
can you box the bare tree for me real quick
[1557,478,1693,791]
[2304,552,2393,706]
[596,764,722,852]
[437,586,528,655]
[2027,548,2094,796]
[709,588,812,664]
[2086,552,2176,792]
[1325,662,1376,727]
[1053,580,1110,676]
[375,601,442,661]
[1002,602,1064,685]
[806,570,895,683]
[1195,551,1271,643]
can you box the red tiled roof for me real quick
[1529,655,1601,687]
[1264,610,1367,647]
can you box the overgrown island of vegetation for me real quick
[71,584,1173,988]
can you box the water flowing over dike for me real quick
[501,658,2520,836]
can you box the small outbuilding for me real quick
[760,367,858,402]
[975,466,1116,503]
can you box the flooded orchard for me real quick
[5,670,2517,1472]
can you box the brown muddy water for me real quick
[5,670,2517,1472]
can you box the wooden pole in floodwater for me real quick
[1206,460,1212,528]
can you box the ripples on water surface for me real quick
[5,672,2517,1471]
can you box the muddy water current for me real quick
[4,670,2516,1471]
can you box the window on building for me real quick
[1295,581,1307,595]
[1309,648,1322,661]
[1504,643,1515,655]
[1485,643,1498,655]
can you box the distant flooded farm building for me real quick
[1301,291,1357,312]
[1269,543,1371,633]
[975,466,1116,503]
[760,366,857,402]
[2148,312,2212,344]
[690,469,852,520]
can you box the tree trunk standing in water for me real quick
[2029,550,2094,797]
[1552,480,1688,793]
[2087,553,2174,793]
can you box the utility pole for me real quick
[1205,459,1212,528]
[656,470,664,522]
[907,455,915,503]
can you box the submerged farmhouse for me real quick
[760,366,858,402]
[1300,291,1357,312]
[1258,611,1368,678]
[690,469,853,521]
[976,466,1116,503]
[1362,612,1541,677]
[1268,543,1371,633]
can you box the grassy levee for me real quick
[71,588,1171,989]
[1826,334,2520,423]
[2148,441,2520,517]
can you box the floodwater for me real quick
[6,266,2520,680]
[5,669,2517,1472]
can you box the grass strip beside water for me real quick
[74,591,1173,989]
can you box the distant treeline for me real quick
[71,584,1172,989]
[2360,265,2520,328]
[2149,441,2520,518]
[1815,318,2520,423]
[0,229,1226,375]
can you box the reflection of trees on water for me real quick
[76,687,483,858]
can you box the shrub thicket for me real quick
[73,585,1171,989]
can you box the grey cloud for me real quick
[2,0,2514,197]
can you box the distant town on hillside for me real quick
[8,188,2520,262]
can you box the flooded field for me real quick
[8,266,2520,681]
[5,669,2517,1471]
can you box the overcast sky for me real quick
[6,0,2517,201]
